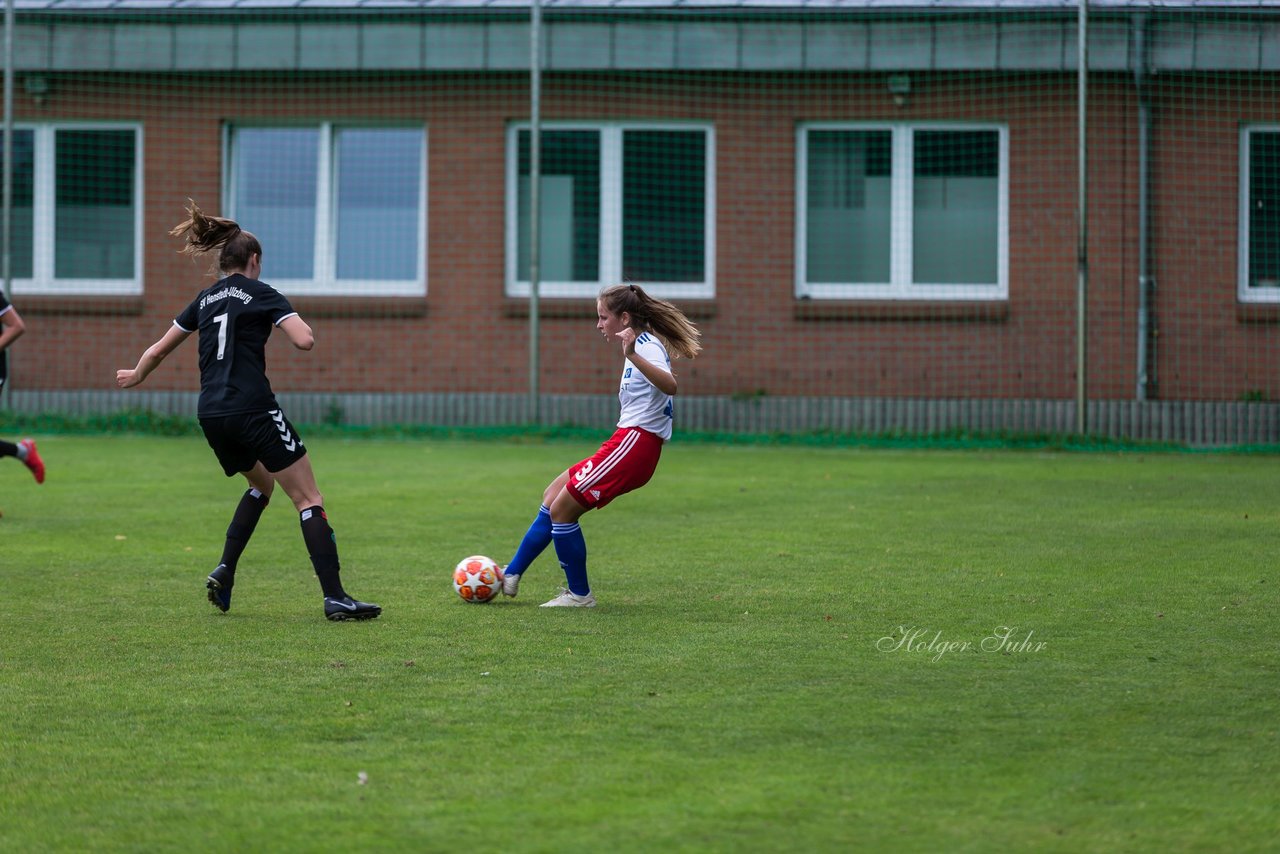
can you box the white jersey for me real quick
[617,332,674,441]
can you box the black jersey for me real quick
[175,274,298,418]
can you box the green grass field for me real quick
[2,434,1278,852]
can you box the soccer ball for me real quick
[453,555,503,603]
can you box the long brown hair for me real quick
[169,199,262,276]
[599,283,702,360]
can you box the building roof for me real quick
[11,0,1280,73]
[12,0,1280,11]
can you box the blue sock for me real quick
[506,505,552,577]
[551,521,589,596]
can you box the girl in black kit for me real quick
[116,201,380,621]
[0,293,45,484]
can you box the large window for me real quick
[506,122,715,299]
[226,124,426,296]
[1241,126,1280,302]
[3,124,141,296]
[797,123,1008,301]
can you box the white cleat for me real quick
[501,567,521,598]
[540,588,596,608]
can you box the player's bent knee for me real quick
[549,492,587,525]
[288,492,322,513]
[277,479,323,512]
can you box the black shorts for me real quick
[200,409,307,477]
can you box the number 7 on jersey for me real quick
[213,312,229,360]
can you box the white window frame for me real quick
[9,122,144,297]
[223,122,428,298]
[1239,125,1280,304]
[505,121,716,300]
[796,122,1009,301]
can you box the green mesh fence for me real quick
[2,1,1279,446]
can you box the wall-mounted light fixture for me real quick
[887,74,911,108]
[24,75,49,107]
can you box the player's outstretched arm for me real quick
[0,304,26,352]
[279,315,314,351]
[117,325,190,389]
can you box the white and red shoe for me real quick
[540,588,596,608]
[18,438,44,484]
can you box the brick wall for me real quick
[12,70,1270,402]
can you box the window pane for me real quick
[517,130,599,282]
[2,130,34,279]
[806,129,891,284]
[913,130,999,285]
[623,130,705,282]
[1249,132,1280,289]
[335,128,422,281]
[233,128,318,279]
[54,129,135,279]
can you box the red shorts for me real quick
[565,427,663,510]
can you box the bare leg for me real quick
[541,470,571,511]
[240,461,276,501]
[266,455,323,511]
[548,481,588,525]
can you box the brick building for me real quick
[3,1,1279,441]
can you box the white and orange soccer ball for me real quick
[453,555,503,603]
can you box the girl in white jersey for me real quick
[500,284,702,607]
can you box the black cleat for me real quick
[207,564,234,613]
[324,596,382,622]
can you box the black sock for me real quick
[300,505,346,599]
[0,440,17,458]
[219,488,269,576]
